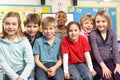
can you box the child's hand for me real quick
[102,66,112,79]
[47,67,56,77]
[90,70,97,76]
[114,64,120,74]
[64,73,71,79]
[16,77,23,80]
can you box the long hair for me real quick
[1,12,25,39]
[95,10,112,30]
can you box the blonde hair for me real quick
[41,16,57,28]
[80,14,94,27]
[1,12,25,39]
[95,10,112,30]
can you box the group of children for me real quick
[0,10,120,80]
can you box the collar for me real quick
[81,29,89,36]
[43,36,57,45]
[0,36,21,44]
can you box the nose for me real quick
[30,27,34,31]
[8,24,13,28]
[88,23,93,27]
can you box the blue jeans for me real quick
[35,62,64,80]
[69,63,93,80]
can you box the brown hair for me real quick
[24,13,41,27]
[66,21,80,34]
[1,12,25,39]
[95,10,112,30]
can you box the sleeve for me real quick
[33,39,40,55]
[89,31,103,63]
[20,39,35,79]
[81,36,91,52]
[63,54,69,73]
[61,37,69,54]
[84,52,94,71]
[0,49,19,80]
[111,30,120,64]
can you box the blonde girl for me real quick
[0,12,34,80]
[90,10,120,80]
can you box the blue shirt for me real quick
[0,37,35,80]
[33,36,61,64]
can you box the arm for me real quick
[84,52,94,71]
[0,53,19,80]
[47,56,63,77]
[34,55,48,72]
[111,30,120,74]
[63,54,71,79]
[61,37,70,79]
[19,39,35,79]
[99,62,112,79]
[49,56,62,71]
[89,32,103,64]
[84,52,96,76]
[89,32,112,78]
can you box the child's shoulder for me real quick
[55,36,61,42]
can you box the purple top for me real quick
[89,29,120,64]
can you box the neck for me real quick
[47,36,55,46]
[6,35,16,43]
[29,36,35,42]
[58,25,66,33]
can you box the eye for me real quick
[96,20,100,23]
[5,22,10,25]
[33,26,38,28]
[69,29,73,32]
[12,23,17,26]
[26,25,31,28]
[102,20,106,23]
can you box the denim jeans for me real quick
[35,62,64,80]
[68,63,93,80]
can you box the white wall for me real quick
[0,0,40,5]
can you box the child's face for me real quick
[95,15,108,32]
[56,12,67,26]
[68,24,80,42]
[42,25,56,40]
[3,17,18,37]
[25,22,40,37]
[82,19,94,33]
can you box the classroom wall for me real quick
[0,0,120,40]
[77,0,120,40]
[0,0,40,5]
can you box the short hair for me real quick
[80,14,94,26]
[95,10,112,30]
[24,13,41,27]
[41,16,57,28]
[55,11,67,18]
